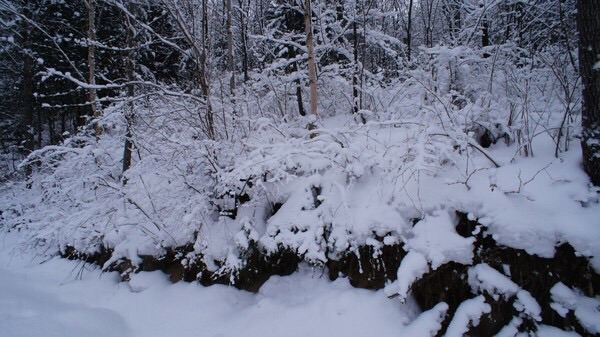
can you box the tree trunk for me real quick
[578,0,600,185]
[161,0,214,138]
[304,0,318,117]
[201,0,214,138]
[87,0,100,136]
[237,0,249,82]
[36,100,41,148]
[289,46,306,117]
[226,0,235,93]
[22,1,34,153]
[482,13,490,58]
[122,3,136,182]
[406,0,413,63]
[352,5,360,115]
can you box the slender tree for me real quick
[21,0,34,152]
[87,0,100,136]
[122,0,136,180]
[226,0,235,93]
[304,0,317,117]
[406,0,413,62]
[352,1,360,115]
[237,0,249,82]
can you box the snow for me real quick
[550,282,600,334]
[468,263,541,321]
[5,224,590,337]
[385,250,429,302]
[405,210,475,269]
[536,325,583,337]
[493,317,524,337]
[468,263,519,297]
[4,67,599,274]
[0,232,421,337]
[444,295,491,337]
[401,302,448,337]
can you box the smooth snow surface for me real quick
[1,233,419,337]
[1,232,587,337]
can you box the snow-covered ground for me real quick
[1,231,590,337]
[1,231,420,337]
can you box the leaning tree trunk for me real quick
[578,0,600,186]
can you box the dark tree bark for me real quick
[122,2,136,182]
[87,0,101,136]
[226,0,235,93]
[237,0,249,82]
[481,17,489,47]
[287,47,306,117]
[304,0,317,117]
[352,3,360,116]
[201,0,214,139]
[578,0,600,185]
[406,0,413,63]
[22,6,34,152]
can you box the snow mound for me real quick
[445,295,492,337]
[406,210,474,269]
[550,282,600,334]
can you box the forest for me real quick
[0,0,599,336]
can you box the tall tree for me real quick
[578,0,600,185]
[160,0,215,138]
[265,0,307,117]
[21,0,34,152]
[122,0,136,180]
[406,0,413,62]
[226,0,235,93]
[87,0,100,136]
[236,0,250,82]
[304,0,317,117]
